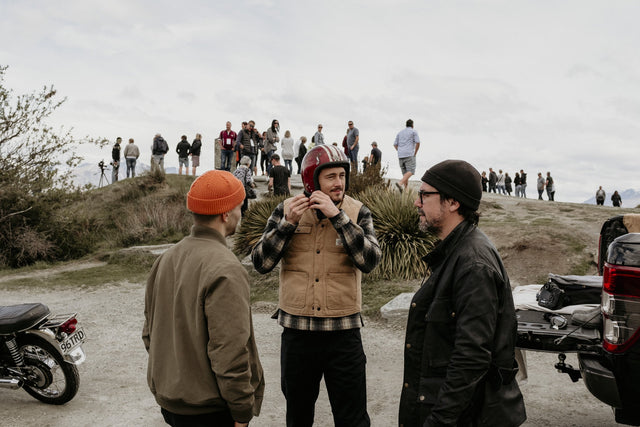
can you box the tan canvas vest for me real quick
[280,195,363,317]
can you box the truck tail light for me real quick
[602,263,640,353]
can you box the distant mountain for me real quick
[583,188,640,208]
[71,161,178,187]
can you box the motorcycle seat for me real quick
[0,303,50,334]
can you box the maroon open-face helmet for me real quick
[300,145,350,195]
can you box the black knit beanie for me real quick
[421,160,482,210]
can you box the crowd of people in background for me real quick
[107,120,622,209]
[596,186,623,207]
[480,168,557,201]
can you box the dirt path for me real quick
[1,278,621,426]
[0,261,107,284]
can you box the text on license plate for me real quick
[60,327,86,354]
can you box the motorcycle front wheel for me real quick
[17,334,80,405]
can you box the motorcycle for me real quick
[0,303,86,404]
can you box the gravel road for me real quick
[1,279,621,426]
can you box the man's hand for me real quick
[285,194,310,225]
[309,190,340,218]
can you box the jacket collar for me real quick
[191,224,227,246]
[422,220,476,268]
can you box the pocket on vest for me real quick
[282,270,309,309]
[289,225,313,251]
[326,272,357,310]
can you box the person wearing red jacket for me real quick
[219,121,237,172]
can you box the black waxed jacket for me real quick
[399,221,526,427]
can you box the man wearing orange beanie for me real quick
[143,170,264,427]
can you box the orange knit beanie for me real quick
[187,170,246,215]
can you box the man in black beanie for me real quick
[399,159,526,427]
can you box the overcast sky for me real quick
[1,0,639,202]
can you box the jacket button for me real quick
[404,383,409,388]
[419,395,425,401]
[451,312,456,317]
[315,278,319,282]
[317,307,321,311]
[406,343,411,349]
[411,302,416,308]
[316,250,320,254]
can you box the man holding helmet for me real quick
[252,144,381,427]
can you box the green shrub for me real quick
[233,195,288,257]
[0,187,99,267]
[357,187,436,280]
[347,164,389,196]
[113,196,192,247]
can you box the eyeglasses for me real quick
[418,190,439,204]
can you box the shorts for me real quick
[179,157,189,168]
[399,156,416,175]
[191,155,200,167]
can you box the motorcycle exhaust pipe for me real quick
[0,378,23,389]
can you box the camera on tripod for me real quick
[98,160,106,170]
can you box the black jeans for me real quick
[281,327,370,427]
[161,407,235,427]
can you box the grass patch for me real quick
[0,251,156,289]
[0,260,71,277]
[362,279,417,319]
[569,259,597,276]
[1,264,149,289]
[530,217,554,226]
[247,268,280,304]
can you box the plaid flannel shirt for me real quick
[252,198,381,331]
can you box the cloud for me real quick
[2,0,640,203]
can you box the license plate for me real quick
[60,327,86,354]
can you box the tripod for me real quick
[98,165,110,188]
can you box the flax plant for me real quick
[357,187,436,280]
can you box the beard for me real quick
[419,221,441,236]
[418,208,442,236]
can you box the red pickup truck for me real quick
[516,214,640,425]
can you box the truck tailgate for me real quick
[517,309,601,352]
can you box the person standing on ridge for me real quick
[612,190,622,207]
[347,120,360,173]
[152,133,169,173]
[393,119,420,193]
[176,135,191,176]
[265,119,280,175]
[519,169,527,198]
[123,138,140,179]
[535,172,544,200]
[190,133,202,176]
[313,124,325,146]
[596,186,606,206]
[488,168,497,193]
[546,171,555,201]
[268,153,291,197]
[220,122,237,172]
[111,137,122,183]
